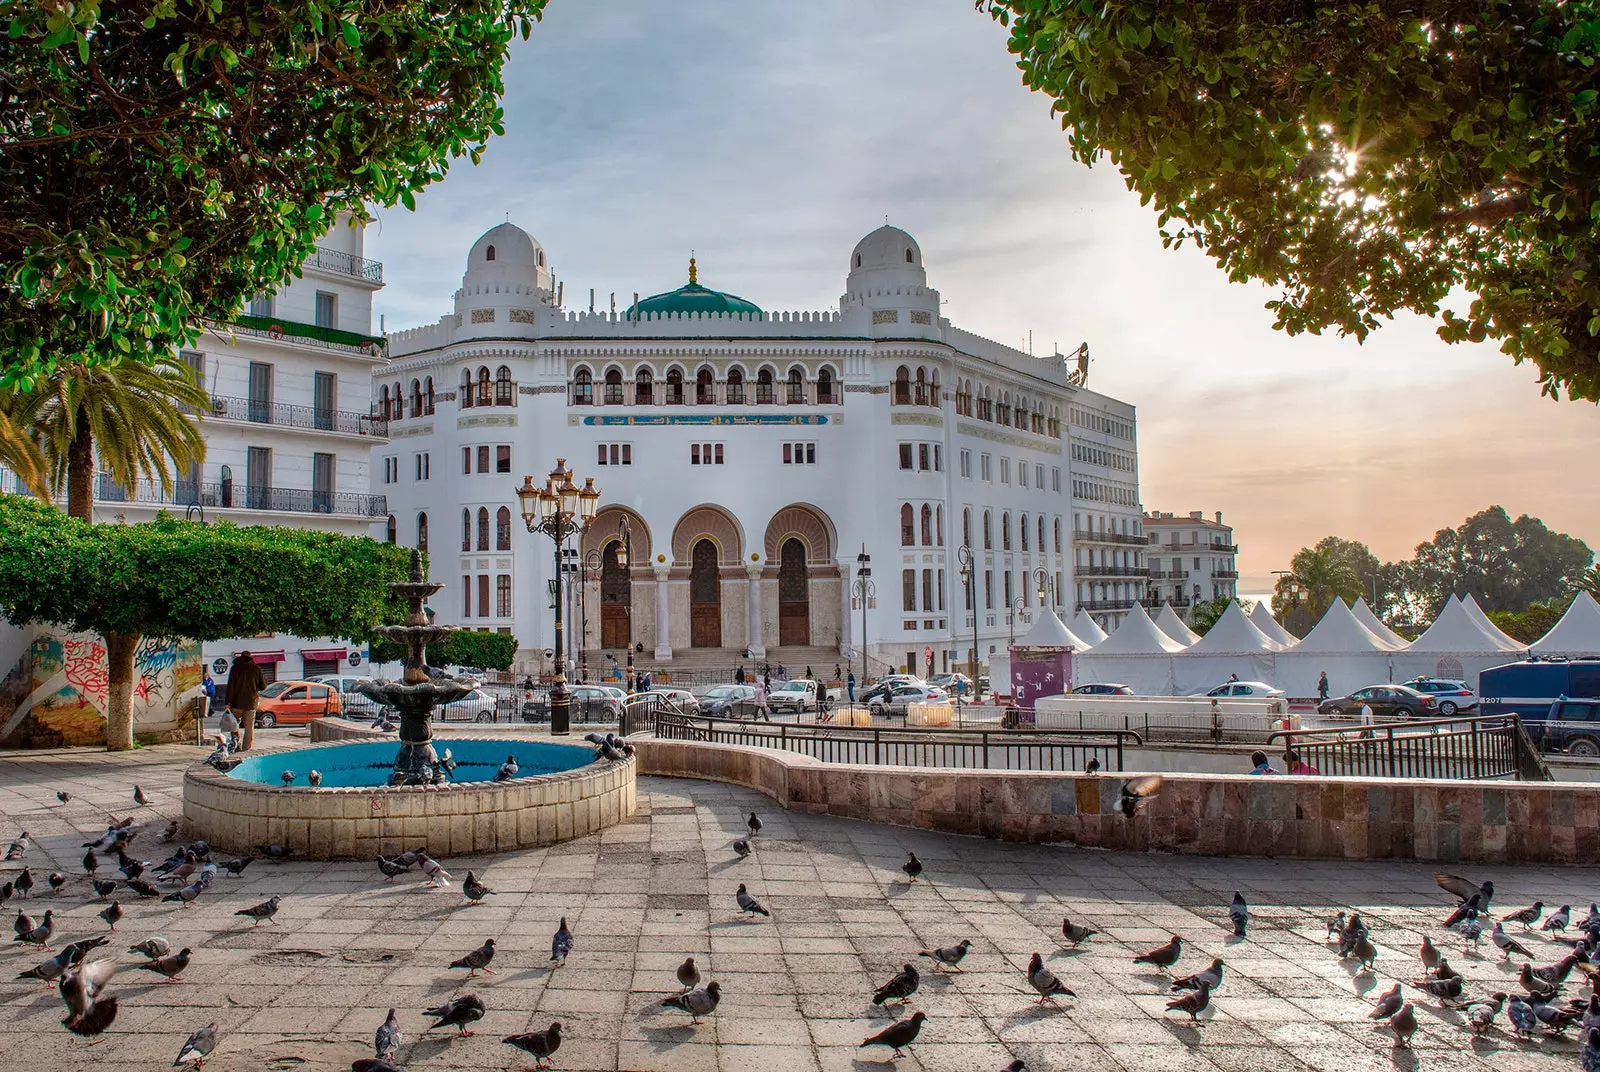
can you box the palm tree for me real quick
[1576,564,1600,599]
[9,356,208,520]
[1274,546,1363,631]
[0,404,46,497]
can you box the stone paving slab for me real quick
[0,742,1597,1071]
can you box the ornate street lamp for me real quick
[516,459,600,735]
[1032,566,1056,609]
[852,546,874,685]
[957,544,978,687]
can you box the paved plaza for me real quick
[1,741,1598,1072]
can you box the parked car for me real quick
[1403,678,1479,716]
[767,679,818,714]
[1070,683,1134,696]
[596,685,628,704]
[1317,684,1437,719]
[253,680,342,727]
[569,684,622,721]
[308,675,383,720]
[928,673,975,697]
[1480,657,1600,718]
[1529,699,1600,756]
[868,683,950,718]
[699,684,757,717]
[1201,681,1286,699]
[435,688,500,723]
[642,687,700,713]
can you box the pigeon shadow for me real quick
[852,1058,900,1070]
[1051,947,1091,959]
[1157,1018,1206,1048]
[998,1003,1066,1032]
[504,966,553,984]
[1350,974,1378,997]
[709,919,762,930]
[637,1023,701,1048]
[1223,934,1247,946]
[1388,1046,1421,1071]
[405,1036,456,1061]
[708,860,743,875]
[1134,971,1172,984]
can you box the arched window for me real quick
[603,368,623,405]
[495,365,512,405]
[983,511,993,550]
[855,253,862,268]
[476,507,490,552]
[392,381,402,419]
[486,245,496,262]
[920,504,932,546]
[962,508,972,548]
[424,376,435,415]
[755,367,775,405]
[572,368,593,405]
[936,504,944,546]
[665,367,684,405]
[914,367,928,406]
[476,366,492,406]
[635,367,653,406]
[460,369,474,409]
[929,368,940,406]
[696,366,714,405]
[900,504,914,547]
[461,508,471,552]
[1038,515,1047,552]
[417,512,428,552]
[496,506,511,551]
[726,367,745,404]
[538,250,544,266]
[893,366,910,405]
[817,366,836,404]
[379,384,390,419]
[1002,512,1012,551]
[385,515,396,544]
[786,366,804,404]
[410,379,422,418]
[905,247,913,263]
[1020,513,1030,552]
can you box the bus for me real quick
[1479,657,1600,719]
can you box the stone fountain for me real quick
[355,549,474,785]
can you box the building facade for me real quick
[379,223,1143,677]
[1142,510,1239,611]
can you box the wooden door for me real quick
[691,605,721,648]
[777,538,809,646]
[690,539,722,648]
[600,541,631,650]
[601,605,630,650]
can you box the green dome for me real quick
[630,258,762,319]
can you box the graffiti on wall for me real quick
[0,631,202,747]
[63,639,109,711]
[133,638,179,704]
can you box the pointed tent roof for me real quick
[1090,602,1187,655]
[1018,607,1088,650]
[1071,609,1109,646]
[1154,603,1201,645]
[1461,593,1525,650]
[1532,591,1600,654]
[1291,598,1399,654]
[1351,597,1408,648]
[1248,601,1299,647]
[1406,594,1525,654]
[1184,600,1284,654]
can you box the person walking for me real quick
[1317,671,1330,702]
[224,652,265,751]
[776,662,787,681]
[1360,701,1375,738]
[804,665,813,681]
[817,680,829,723]
[754,679,770,721]
[735,665,746,686]
[201,668,216,711]
[847,670,856,703]
[763,668,771,692]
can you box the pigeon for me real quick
[1585,1027,1600,1072]
[746,812,762,838]
[82,849,99,875]
[58,959,118,1036]
[117,853,145,882]
[5,832,28,859]
[1389,1002,1418,1046]
[735,884,770,918]
[503,1022,563,1068]
[1533,1001,1580,1033]
[308,770,322,788]
[1545,904,1573,934]
[1025,952,1074,1004]
[13,908,34,939]
[355,1060,402,1072]
[439,749,457,778]
[1493,921,1533,960]
[132,785,152,807]
[495,754,518,782]
[162,881,203,907]
[221,858,252,877]
[98,902,122,930]
[1417,935,1440,972]
[1119,775,1162,817]
[15,909,53,948]
[126,878,161,899]
[920,939,972,971]
[132,948,190,981]
[551,917,574,964]
[89,878,116,899]
[1337,912,1367,957]
[0,880,10,906]
[732,839,751,858]
[1325,912,1346,940]
[1171,958,1224,992]
[1166,981,1211,1023]
[424,994,486,1036]
[418,853,452,888]
[1431,956,1461,981]
[1454,908,1484,951]
[1508,995,1538,1037]
[1349,934,1378,970]
[859,1009,925,1056]
[664,981,722,1023]
[1463,992,1506,1034]
[16,946,75,987]
[451,938,497,976]
[1531,953,1579,987]
[1582,993,1600,1033]
[374,1008,401,1061]
[280,770,296,786]
[873,963,920,1005]
[14,867,33,897]
[1229,892,1248,937]
[1435,872,1493,912]
[1370,983,1403,1020]
[902,852,923,883]
[1134,935,1183,972]
[1519,962,1559,1002]
[234,895,280,926]
[56,791,70,804]
[163,819,179,841]
[394,847,427,867]
[255,844,293,859]
[1001,1062,1026,1072]
[676,956,701,993]
[59,935,110,966]
[1503,901,1544,929]
[174,1022,216,1067]
[462,871,494,903]
[1061,916,1097,947]
[1443,893,1482,929]
[1583,904,1600,931]
[128,937,170,959]
[1085,757,1101,774]
[47,871,65,894]
[376,855,409,880]
[1421,975,1464,1004]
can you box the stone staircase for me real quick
[577,644,856,686]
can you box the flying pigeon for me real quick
[735,884,770,919]
[1061,916,1097,947]
[551,917,574,964]
[1369,983,1403,1020]
[1389,1002,1418,1047]
[132,948,190,982]
[424,994,486,1036]
[462,871,494,903]
[494,754,518,782]
[1025,952,1074,1004]
[503,1022,562,1068]
[902,852,924,883]
[98,902,122,931]
[859,1010,925,1056]
[873,963,920,1005]
[133,786,150,807]
[374,1008,401,1061]
[173,1022,216,1067]
[1443,894,1482,929]
[1119,775,1162,817]
[450,938,497,976]
[1229,892,1248,937]
[58,959,118,1036]
[676,956,701,993]
[746,812,762,837]
[1165,982,1211,1023]
[1134,935,1183,972]
[1503,901,1544,929]
[920,939,972,971]
[128,937,170,959]
[1171,958,1224,992]
[234,895,280,926]
[1435,872,1493,911]
[662,981,722,1023]
[1545,904,1573,934]
[732,839,751,858]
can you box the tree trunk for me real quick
[66,409,94,522]
[104,632,139,751]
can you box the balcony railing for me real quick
[1075,565,1149,578]
[1073,529,1149,547]
[212,315,386,357]
[92,475,386,518]
[1142,594,1192,609]
[305,245,384,284]
[1210,542,1239,553]
[209,395,388,437]
[1148,569,1189,580]
[1215,569,1239,579]
[1079,598,1138,612]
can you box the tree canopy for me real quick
[0,0,544,387]
[1272,540,1365,632]
[983,1,1600,400]
[372,628,517,671]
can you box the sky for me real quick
[365,0,1599,592]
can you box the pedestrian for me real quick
[1229,672,1239,682]
[735,665,746,686]
[817,680,829,722]
[763,669,771,692]
[804,665,813,681]
[754,679,770,721]
[847,670,856,703]
[1283,749,1319,775]
[1360,701,1375,738]
[224,651,265,751]
[1317,670,1330,702]
[834,663,841,682]
[201,667,216,712]
[1248,750,1278,775]
[777,662,786,681]
[1209,698,1222,743]
[641,670,652,692]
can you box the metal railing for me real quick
[1267,714,1534,780]
[306,245,384,283]
[652,710,1138,772]
[209,395,388,437]
[92,475,387,518]
[1079,599,1138,612]
[1075,566,1149,578]
[1073,529,1148,547]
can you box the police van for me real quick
[1479,657,1600,755]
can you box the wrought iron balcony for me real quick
[1075,565,1150,578]
[1210,541,1239,553]
[1215,569,1239,579]
[1079,598,1138,612]
[1073,529,1150,547]
[208,395,388,437]
[92,475,386,518]
[306,245,384,283]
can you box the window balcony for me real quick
[92,474,386,518]
[1074,565,1150,579]
[1210,541,1239,553]
[305,245,384,284]
[208,395,389,438]
[1215,569,1239,579]
[1073,529,1150,547]
[212,315,386,357]
[1079,598,1137,612]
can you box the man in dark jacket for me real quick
[225,652,266,751]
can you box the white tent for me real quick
[1248,601,1299,648]
[1071,609,1109,646]
[1392,594,1526,686]
[1276,598,1397,698]
[1532,591,1600,656]
[1154,603,1201,646]
[1018,606,1088,650]
[1352,597,1408,648]
[1461,593,1525,650]
[1171,601,1282,693]
[1071,603,1180,694]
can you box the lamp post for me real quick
[957,544,978,687]
[1031,567,1056,610]
[853,546,873,683]
[516,459,600,735]
[1008,595,1026,648]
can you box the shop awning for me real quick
[299,648,348,661]
[236,650,286,664]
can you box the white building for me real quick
[1142,510,1240,612]
[379,222,1143,678]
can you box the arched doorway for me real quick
[778,538,809,645]
[690,540,721,647]
[600,540,631,649]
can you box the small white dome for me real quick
[467,222,545,274]
[850,225,921,272]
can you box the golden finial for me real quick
[688,253,697,285]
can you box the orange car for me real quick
[253,680,343,727]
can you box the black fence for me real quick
[209,395,387,437]
[651,710,1139,772]
[1267,714,1546,781]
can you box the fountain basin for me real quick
[182,737,635,860]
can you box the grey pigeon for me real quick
[1369,982,1403,1020]
[1025,952,1074,1004]
[1119,775,1162,817]
[1171,958,1223,992]
[58,958,118,1036]
[462,871,494,903]
[1502,901,1544,929]
[5,832,28,859]
[16,945,74,987]
[1509,995,1538,1038]
[91,879,117,899]
[735,884,769,918]
[82,849,98,875]
[1165,981,1211,1023]
[551,917,574,964]
[133,785,150,807]
[1134,935,1183,971]
[1061,916,1097,947]
[873,963,920,1005]
[495,754,518,782]
[1229,892,1248,936]
[1534,1001,1580,1033]
[439,749,457,777]
[280,770,296,786]
[1519,962,1559,1002]
[1531,952,1579,987]
[424,993,486,1036]
[451,938,497,976]
[374,1008,401,1060]
[1464,992,1506,1034]
[221,858,251,877]
[1454,908,1483,950]
[255,844,293,859]
[1584,1027,1600,1072]
[59,935,109,966]
[376,855,409,880]
[162,882,203,907]
[125,878,160,899]
[1390,1002,1417,1046]
[859,1009,924,1056]
[1493,921,1533,960]
[417,853,451,888]
[15,909,53,947]
[174,1022,216,1067]
[128,937,170,959]
[746,811,762,836]
[663,980,721,1023]
[132,948,189,981]
[1544,904,1573,933]
[1421,975,1464,1004]
[307,770,322,788]
[15,867,33,897]
[920,939,971,971]
[503,1022,562,1068]
[98,901,122,930]
[732,839,751,858]
[902,853,923,882]
[676,956,701,993]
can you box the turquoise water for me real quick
[227,739,596,788]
